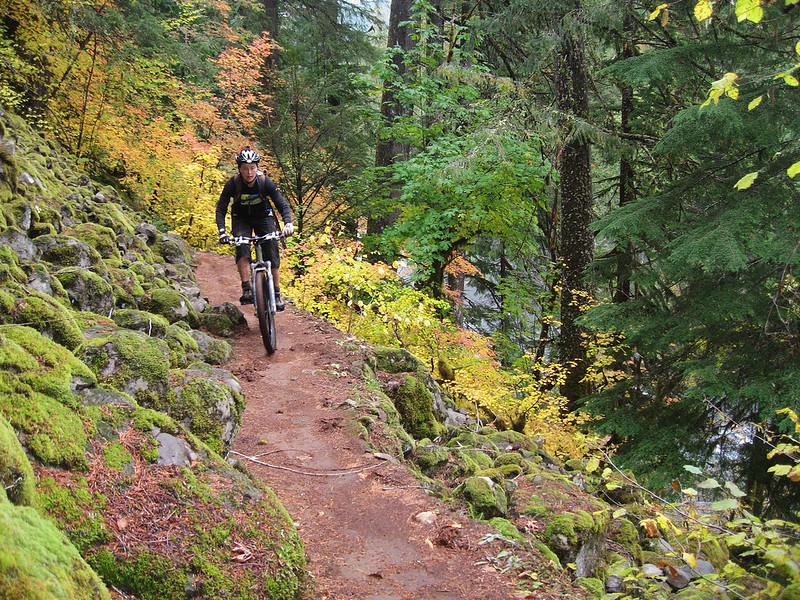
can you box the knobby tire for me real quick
[254,271,276,355]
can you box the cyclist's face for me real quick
[239,162,258,184]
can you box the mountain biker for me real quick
[216,146,294,309]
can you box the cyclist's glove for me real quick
[281,222,295,238]
[218,230,232,244]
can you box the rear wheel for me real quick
[254,271,276,355]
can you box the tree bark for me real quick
[554,7,593,410]
[368,0,413,236]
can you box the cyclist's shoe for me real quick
[274,291,285,311]
[240,283,254,305]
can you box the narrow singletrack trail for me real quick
[194,252,519,600]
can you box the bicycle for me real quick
[233,233,282,355]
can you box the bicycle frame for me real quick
[234,233,281,354]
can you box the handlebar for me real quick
[232,233,282,246]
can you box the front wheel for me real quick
[254,271,276,355]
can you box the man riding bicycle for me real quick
[216,146,294,309]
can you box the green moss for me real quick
[0,502,111,599]
[389,374,444,440]
[458,476,507,518]
[88,549,185,599]
[779,584,800,600]
[165,323,199,367]
[0,245,26,284]
[169,375,243,455]
[102,441,134,472]
[610,517,642,561]
[64,223,121,262]
[0,413,38,507]
[415,444,450,473]
[575,577,605,596]
[453,447,494,477]
[546,510,603,545]
[141,288,198,326]
[37,477,110,553]
[494,452,524,467]
[107,267,145,308]
[372,346,420,373]
[0,383,89,470]
[7,293,84,350]
[80,329,170,407]
[111,309,169,337]
[131,407,179,435]
[36,234,104,271]
[497,463,523,478]
[0,325,95,406]
[55,268,114,311]
[488,517,523,540]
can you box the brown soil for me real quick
[194,252,531,600]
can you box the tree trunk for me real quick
[614,0,635,303]
[554,7,593,410]
[368,0,413,236]
[262,0,280,67]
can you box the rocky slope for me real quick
[0,109,305,598]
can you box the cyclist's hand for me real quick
[281,222,295,238]
[218,231,232,245]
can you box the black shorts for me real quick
[231,209,280,267]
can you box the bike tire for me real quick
[254,271,276,355]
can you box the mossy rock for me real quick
[106,267,146,308]
[0,502,111,599]
[0,324,95,405]
[415,444,450,473]
[457,476,507,518]
[486,429,539,452]
[153,233,194,265]
[488,517,523,540]
[0,244,27,284]
[170,369,245,455]
[372,346,421,374]
[189,329,234,365]
[386,374,444,440]
[140,287,199,327]
[55,268,114,315]
[164,323,201,367]
[33,233,105,272]
[80,328,171,407]
[0,413,38,507]
[497,463,523,479]
[6,292,84,350]
[609,517,642,562]
[446,431,497,452]
[64,223,121,262]
[779,584,800,600]
[37,476,111,552]
[111,309,170,337]
[494,452,525,468]
[452,447,494,477]
[673,589,716,599]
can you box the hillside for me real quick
[2,109,798,600]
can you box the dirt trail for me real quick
[194,252,519,600]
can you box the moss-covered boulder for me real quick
[64,222,122,263]
[384,374,444,440]
[33,233,105,273]
[457,475,508,518]
[372,346,420,373]
[140,287,199,327]
[106,267,146,308]
[152,232,194,265]
[0,502,111,599]
[5,292,84,351]
[170,367,245,455]
[0,413,38,507]
[55,268,114,315]
[111,309,170,338]
[199,302,247,337]
[80,328,171,408]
